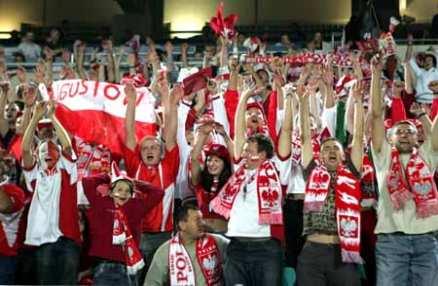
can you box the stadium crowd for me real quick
[0,16,438,286]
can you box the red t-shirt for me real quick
[194,184,225,220]
[82,174,163,263]
[123,145,180,232]
[0,183,26,256]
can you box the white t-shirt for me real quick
[23,153,78,246]
[226,156,291,237]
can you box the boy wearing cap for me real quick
[82,163,163,286]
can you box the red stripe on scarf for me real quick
[305,165,363,263]
[387,147,438,218]
[210,160,283,225]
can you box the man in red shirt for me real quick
[21,101,81,285]
[123,82,180,279]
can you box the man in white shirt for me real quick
[17,32,41,62]
[371,55,438,286]
[408,50,438,103]
[210,133,291,286]
[21,101,80,285]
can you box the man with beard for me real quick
[21,101,81,285]
[371,55,438,286]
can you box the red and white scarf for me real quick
[387,147,438,218]
[305,165,363,263]
[112,206,145,274]
[210,160,283,225]
[291,131,321,165]
[361,153,377,208]
[169,234,222,286]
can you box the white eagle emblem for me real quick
[202,255,217,270]
[340,217,358,238]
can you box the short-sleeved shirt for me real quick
[372,138,438,234]
[23,151,81,245]
[226,156,291,238]
[144,234,229,286]
[123,145,180,232]
[302,159,360,235]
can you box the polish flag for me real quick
[39,80,158,156]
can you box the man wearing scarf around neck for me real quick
[296,79,365,286]
[208,85,293,286]
[144,204,228,286]
[371,55,438,286]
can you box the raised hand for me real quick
[428,80,438,95]
[169,84,184,106]
[47,100,56,118]
[371,54,384,72]
[16,66,27,83]
[34,101,47,120]
[23,84,37,107]
[351,80,364,102]
[124,83,137,103]
[409,102,425,117]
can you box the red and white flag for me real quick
[39,80,158,156]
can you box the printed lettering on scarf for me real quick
[169,234,222,286]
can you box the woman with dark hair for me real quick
[190,121,233,233]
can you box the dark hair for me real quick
[200,155,232,193]
[247,134,274,159]
[110,179,134,194]
[175,203,199,231]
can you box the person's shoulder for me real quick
[209,233,230,245]
[154,239,171,257]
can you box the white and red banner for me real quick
[39,80,158,156]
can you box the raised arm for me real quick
[124,83,137,151]
[43,48,54,85]
[105,40,116,83]
[429,83,438,151]
[219,37,229,68]
[17,85,37,135]
[47,101,72,153]
[298,84,313,169]
[409,102,431,137]
[73,41,87,80]
[370,55,385,153]
[214,122,234,160]
[277,89,294,159]
[22,102,46,168]
[190,123,213,186]
[180,42,189,68]
[0,83,8,136]
[350,81,365,171]
[234,87,255,160]
[161,83,181,150]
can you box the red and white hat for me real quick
[110,161,131,185]
[37,118,54,130]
